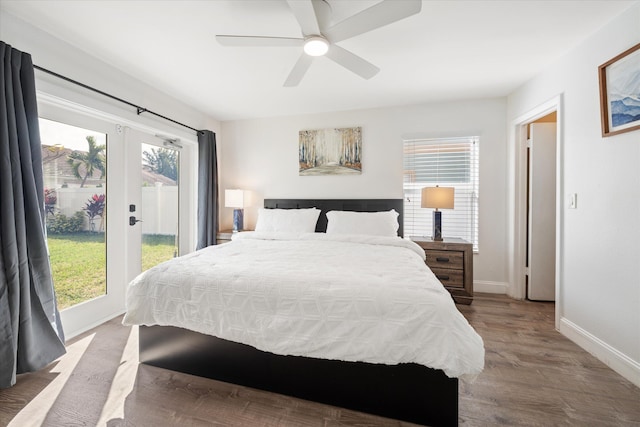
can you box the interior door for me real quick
[527,123,557,301]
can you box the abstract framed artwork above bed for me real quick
[125,199,484,427]
[298,127,362,175]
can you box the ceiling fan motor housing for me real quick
[303,36,329,56]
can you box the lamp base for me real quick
[233,209,244,232]
[432,210,443,241]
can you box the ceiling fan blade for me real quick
[311,0,332,31]
[284,54,314,87]
[286,0,321,36]
[323,0,422,43]
[325,45,380,80]
[216,35,303,47]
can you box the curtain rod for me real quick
[34,65,202,135]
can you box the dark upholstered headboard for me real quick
[263,199,404,237]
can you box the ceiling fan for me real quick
[216,0,422,87]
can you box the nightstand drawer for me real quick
[216,229,254,245]
[425,250,464,270]
[430,267,464,288]
[410,237,473,304]
[216,230,234,245]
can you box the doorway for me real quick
[38,99,197,339]
[526,116,557,301]
[510,95,563,329]
[123,128,194,284]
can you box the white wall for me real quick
[0,11,220,136]
[220,98,509,289]
[507,3,640,385]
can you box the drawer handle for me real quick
[436,257,450,263]
[437,275,450,281]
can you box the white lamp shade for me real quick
[421,186,455,209]
[225,189,245,208]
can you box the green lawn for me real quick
[142,234,178,271]
[48,233,176,310]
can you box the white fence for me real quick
[51,185,178,235]
[141,185,178,236]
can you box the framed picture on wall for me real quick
[598,42,640,137]
[299,127,362,175]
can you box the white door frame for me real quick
[37,91,198,338]
[507,95,563,329]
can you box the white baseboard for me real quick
[560,317,640,388]
[64,310,126,341]
[474,280,508,294]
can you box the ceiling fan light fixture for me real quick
[303,36,329,56]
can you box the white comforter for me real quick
[123,232,484,378]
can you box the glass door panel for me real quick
[140,142,180,271]
[124,127,186,283]
[39,118,107,310]
[36,104,127,340]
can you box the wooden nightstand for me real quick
[216,230,234,244]
[410,236,473,304]
[216,229,253,244]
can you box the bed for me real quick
[123,199,484,426]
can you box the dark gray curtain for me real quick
[0,41,66,389]
[196,130,218,249]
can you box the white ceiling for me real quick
[1,0,635,121]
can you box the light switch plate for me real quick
[569,193,577,209]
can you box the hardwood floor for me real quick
[1,293,638,426]
[457,294,639,426]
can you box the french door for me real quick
[123,128,194,284]
[38,102,196,339]
[38,106,127,338]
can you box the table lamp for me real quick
[421,186,454,241]
[225,189,245,232]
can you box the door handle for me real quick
[129,216,143,226]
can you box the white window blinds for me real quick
[403,136,479,250]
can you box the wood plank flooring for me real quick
[456,294,639,426]
[1,293,638,426]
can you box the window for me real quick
[40,117,108,310]
[403,136,479,250]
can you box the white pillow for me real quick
[255,208,321,233]
[325,209,399,237]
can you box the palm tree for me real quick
[143,147,178,181]
[67,136,106,188]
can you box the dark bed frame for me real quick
[139,199,458,426]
